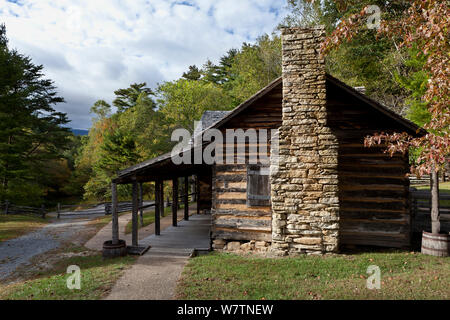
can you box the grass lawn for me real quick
[415,181,450,192]
[0,215,48,242]
[124,206,172,234]
[90,212,125,230]
[0,248,136,300]
[177,251,450,300]
[416,181,450,206]
[86,211,132,235]
[90,214,114,229]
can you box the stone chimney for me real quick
[270,27,340,256]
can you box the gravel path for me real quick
[0,215,98,281]
[0,201,154,282]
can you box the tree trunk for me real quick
[430,165,440,234]
[2,176,7,190]
[2,135,13,189]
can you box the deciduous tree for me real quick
[316,0,449,234]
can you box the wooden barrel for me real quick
[421,232,449,257]
[102,240,127,258]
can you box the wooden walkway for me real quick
[84,204,198,251]
[105,214,211,300]
[139,214,211,257]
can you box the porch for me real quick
[139,214,211,256]
[107,150,213,255]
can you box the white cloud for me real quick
[0,0,287,129]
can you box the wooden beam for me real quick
[132,180,139,247]
[172,178,178,227]
[155,179,161,236]
[184,176,189,221]
[111,182,119,245]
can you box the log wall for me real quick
[211,83,282,242]
[326,81,412,248]
[211,77,414,250]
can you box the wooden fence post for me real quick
[41,204,46,219]
[5,200,9,215]
[57,203,61,219]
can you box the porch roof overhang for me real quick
[112,77,284,185]
[113,74,425,185]
[112,148,212,184]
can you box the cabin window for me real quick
[247,165,270,207]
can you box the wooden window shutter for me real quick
[247,165,270,207]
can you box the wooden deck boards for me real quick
[139,214,211,257]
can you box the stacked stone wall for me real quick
[270,26,340,255]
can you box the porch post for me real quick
[172,178,178,226]
[160,180,164,217]
[177,178,181,210]
[192,176,197,202]
[155,180,161,235]
[184,176,189,220]
[132,179,139,247]
[196,174,200,215]
[111,182,119,245]
[139,182,144,227]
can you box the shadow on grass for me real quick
[339,245,414,255]
[0,246,137,300]
[16,243,136,281]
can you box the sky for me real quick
[0,0,289,129]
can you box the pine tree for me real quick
[113,83,153,112]
[182,65,202,81]
[0,24,70,204]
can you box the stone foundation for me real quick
[270,26,340,256]
[212,239,271,254]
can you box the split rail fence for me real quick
[410,189,450,237]
[0,201,47,218]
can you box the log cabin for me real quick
[110,26,424,256]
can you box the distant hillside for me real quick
[70,129,89,136]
